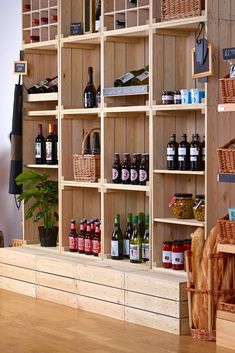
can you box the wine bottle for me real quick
[92,132,100,155]
[114,69,138,87]
[124,213,133,259]
[96,85,101,106]
[178,133,190,171]
[167,133,178,170]
[115,19,126,27]
[42,76,58,93]
[190,133,202,171]
[202,134,205,171]
[28,78,51,94]
[130,216,142,263]
[111,214,123,260]
[131,65,149,86]
[138,212,145,239]
[52,124,58,164]
[46,124,54,165]
[95,0,101,32]
[69,219,78,252]
[35,124,45,164]
[142,214,149,262]
[84,133,92,154]
[84,67,97,108]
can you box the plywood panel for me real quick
[37,285,77,308]
[78,280,124,304]
[0,264,35,283]
[0,277,36,297]
[37,272,77,293]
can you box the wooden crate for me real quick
[0,277,36,297]
[37,272,77,293]
[0,263,35,283]
[217,310,235,350]
[37,286,77,308]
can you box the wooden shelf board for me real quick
[217,243,235,254]
[104,105,150,113]
[152,266,187,280]
[26,164,58,169]
[27,110,58,117]
[154,217,205,227]
[61,32,101,45]
[153,15,207,31]
[104,24,149,38]
[61,180,102,189]
[27,92,58,102]
[153,103,206,112]
[105,6,149,16]
[154,169,205,175]
[103,183,150,192]
[23,39,58,50]
[61,108,101,116]
[218,104,235,112]
[218,173,235,183]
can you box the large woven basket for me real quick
[219,75,235,104]
[217,138,235,173]
[73,128,100,182]
[218,214,235,244]
[161,0,205,21]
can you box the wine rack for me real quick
[22,0,58,44]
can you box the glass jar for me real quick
[162,241,172,268]
[174,90,182,104]
[169,193,194,219]
[172,241,184,270]
[162,91,174,105]
[193,194,205,221]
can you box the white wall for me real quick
[0,1,22,245]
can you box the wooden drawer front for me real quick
[0,263,35,283]
[77,280,124,305]
[78,295,125,320]
[77,264,124,289]
[0,249,35,269]
[37,286,77,308]
[125,273,187,301]
[125,307,189,335]
[37,257,76,278]
[37,272,77,293]
[0,277,36,297]
[125,291,188,319]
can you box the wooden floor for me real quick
[0,290,232,353]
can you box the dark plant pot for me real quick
[38,226,58,247]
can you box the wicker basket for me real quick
[217,214,235,244]
[73,128,100,182]
[217,138,235,173]
[219,296,235,313]
[161,0,205,21]
[219,75,235,104]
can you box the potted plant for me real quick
[16,170,59,247]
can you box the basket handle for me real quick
[82,127,100,155]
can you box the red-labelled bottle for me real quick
[112,153,122,184]
[78,220,86,254]
[69,219,78,252]
[172,241,184,270]
[35,124,45,164]
[93,221,101,256]
[130,154,139,185]
[52,124,58,165]
[139,154,148,185]
[162,241,172,268]
[85,221,93,255]
[121,153,131,184]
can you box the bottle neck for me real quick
[48,124,52,134]
[53,124,57,135]
[71,221,76,231]
[88,68,93,84]
[38,124,43,135]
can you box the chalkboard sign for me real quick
[70,22,82,35]
[223,47,235,61]
[14,61,27,75]
[192,43,212,79]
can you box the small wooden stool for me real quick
[11,239,23,247]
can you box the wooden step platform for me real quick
[0,247,189,335]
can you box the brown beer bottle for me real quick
[112,153,122,184]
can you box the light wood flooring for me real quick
[0,289,232,353]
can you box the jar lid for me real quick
[163,241,173,245]
[195,194,205,200]
[162,91,174,95]
[174,193,193,198]
[174,90,181,94]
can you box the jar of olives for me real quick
[193,194,205,221]
[169,193,194,219]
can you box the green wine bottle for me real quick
[124,213,133,259]
[114,66,148,87]
[131,65,149,86]
[111,214,123,260]
[138,212,145,239]
[130,215,142,263]
[142,214,149,262]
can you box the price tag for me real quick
[223,47,235,61]
[13,61,27,75]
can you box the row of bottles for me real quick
[112,153,149,185]
[167,133,205,171]
[111,213,149,263]
[35,123,58,165]
[69,218,101,256]
[114,65,149,87]
[28,77,58,94]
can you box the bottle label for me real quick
[112,168,119,181]
[162,250,172,264]
[85,238,92,253]
[119,72,135,84]
[130,244,140,261]
[46,141,52,160]
[130,169,138,182]
[190,147,199,155]
[136,71,149,82]
[167,156,173,161]
[139,170,147,182]
[190,156,197,162]
[78,237,85,251]
[167,147,175,155]
[178,156,185,161]
[69,236,77,250]
[172,252,184,265]
[142,243,149,260]
[92,239,101,254]
[35,143,42,158]
[84,92,95,108]
[124,239,130,256]
[178,147,186,156]
[121,169,130,181]
[111,240,119,257]
[95,19,100,32]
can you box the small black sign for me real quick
[223,47,235,61]
[70,22,82,35]
[14,61,27,75]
